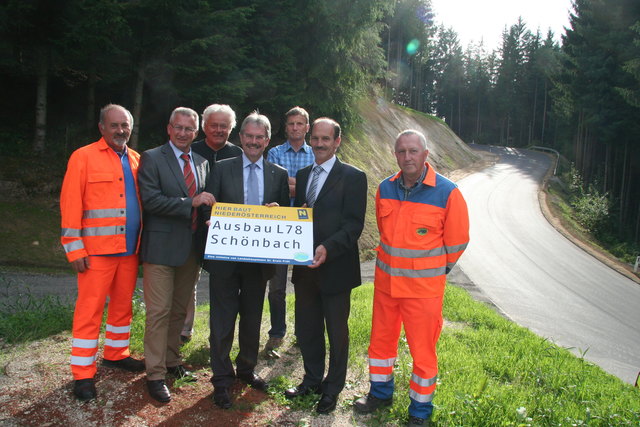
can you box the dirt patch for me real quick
[0,331,383,426]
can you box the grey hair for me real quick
[99,104,133,128]
[240,110,271,139]
[201,104,237,131]
[396,129,428,150]
[169,107,199,129]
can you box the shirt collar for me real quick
[283,140,312,153]
[113,144,128,158]
[392,162,436,188]
[313,155,337,174]
[169,140,192,158]
[242,153,264,169]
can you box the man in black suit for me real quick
[204,111,290,409]
[284,118,367,414]
[138,107,215,403]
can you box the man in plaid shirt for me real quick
[262,106,315,358]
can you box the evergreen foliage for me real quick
[1,0,638,246]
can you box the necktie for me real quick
[306,165,322,207]
[180,154,197,231]
[247,163,260,205]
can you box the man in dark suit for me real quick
[284,118,367,414]
[138,107,215,403]
[204,111,289,409]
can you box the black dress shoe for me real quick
[316,393,338,414]
[180,335,191,343]
[167,365,196,382]
[147,379,171,403]
[213,387,232,409]
[73,378,96,401]
[354,393,393,413]
[284,383,321,399]
[102,356,145,372]
[237,371,268,391]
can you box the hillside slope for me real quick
[340,98,479,257]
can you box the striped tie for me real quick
[181,154,197,231]
[306,165,322,207]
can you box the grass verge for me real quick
[1,281,638,425]
[0,275,74,343]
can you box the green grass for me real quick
[2,280,638,425]
[0,275,74,343]
[0,199,68,272]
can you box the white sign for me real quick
[204,203,314,265]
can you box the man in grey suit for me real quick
[204,111,289,409]
[138,107,215,403]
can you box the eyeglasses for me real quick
[241,132,267,142]
[170,124,197,133]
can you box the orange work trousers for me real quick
[70,254,138,380]
[367,288,443,419]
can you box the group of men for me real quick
[60,101,468,426]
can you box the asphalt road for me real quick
[456,146,640,384]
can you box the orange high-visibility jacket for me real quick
[60,138,141,262]
[375,162,469,298]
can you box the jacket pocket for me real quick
[88,173,114,183]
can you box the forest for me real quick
[1,0,639,249]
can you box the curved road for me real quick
[456,146,640,384]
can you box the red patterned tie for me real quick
[181,154,197,231]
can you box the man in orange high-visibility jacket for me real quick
[60,104,145,402]
[354,129,469,427]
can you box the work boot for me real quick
[102,356,145,372]
[73,378,97,401]
[354,393,393,413]
[407,415,429,426]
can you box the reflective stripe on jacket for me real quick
[60,138,141,261]
[375,162,469,298]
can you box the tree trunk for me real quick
[531,78,538,145]
[130,62,145,150]
[475,96,481,141]
[604,143,611,193]
[33,51,48,154]
[618,141,628,235]
[408,57,416,109]
[86,66,97,139]
[541,79,548,144]
[457,87,461,135]
[634,199,640,245]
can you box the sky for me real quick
[430,0,574,50]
